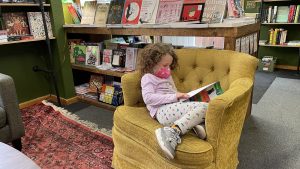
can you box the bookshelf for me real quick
[0,3,51,7]
[64,21,260,110]
[0,37,55,45]
[259,0,300,71]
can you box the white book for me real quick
[125,47,138,70]
[235,38,241,52]
[253,33,258,52]
[85,46,100,66]
[139,0,160,24]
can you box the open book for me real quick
[180,81,223,102]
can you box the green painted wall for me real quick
[245,0,300,67]
[0,1,75,103]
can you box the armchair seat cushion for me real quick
[0,107,6,128]
[113,106,214,167]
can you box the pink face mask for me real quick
[155,67,171,79]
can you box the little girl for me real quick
[139,43,208,159]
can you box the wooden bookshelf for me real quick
[259,44,300,48]
[71,64,126,77]
[261,23,300,25]
[0,3,51,7]
[0,37,56,46]
[77,96,117,111]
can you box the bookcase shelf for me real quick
[76,95,116,111]
[259,44,300,47]
[0,37,56,46]
[71,64,125,77]
[261,23,300,25]
[0,3,51,7]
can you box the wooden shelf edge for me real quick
[71,64,125,77]
[262,23,300,25]
[77,96,117,111]
[0,3,51,6]
[259,44,300,48]
[0,37,56,45]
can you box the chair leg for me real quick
[12,138,22,151]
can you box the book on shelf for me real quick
[68,39,82,63]
[0,30,8,43]
[94,1,110,25]
[112,48,126,67]
[139,0,160,24]
[67,4,81,24]
[267,28,287,45]
[85,45,101,66]
[106,0,125,24]
[89,74,103,93]
[287,40,300,46]
[180,81,223,102]
[155,0,183,24]
[81,0,97,24]
[27,12,53,39]
[2,12,30,36]
[202,0,227,23]
[125,47,138,71]
[73,44,87,65]
[121,0,143,25]
[181,2,204,21]
[97,49,113,70]
[227,0,240,18]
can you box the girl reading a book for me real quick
[139,43,208,159]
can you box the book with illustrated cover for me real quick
[139,0,160,24]
[2,12,30,36]
[85,45,100,66]
[81,0,97,24]
[202,0,226,23]
[155,0,183,24]
[122,0,143,24]
[68,39,82,64]
[106,0,125,24]
[125,47,138,70]
[112,49,126,67]
[89,74,103,93]
[94,2,110,25]
[180,81,223,102]
[181,3,204,21]
[27,12,53,39]
[73,44,87,65]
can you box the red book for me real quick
[122,0,143,24]
[181,3,204,21]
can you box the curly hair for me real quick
[138,43,178,75]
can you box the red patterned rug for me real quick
[20,101,113,169]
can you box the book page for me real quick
[180,82,216,101]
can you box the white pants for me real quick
[156,101,208,134]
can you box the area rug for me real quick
[20,100,113,169]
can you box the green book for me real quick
[276,6,289,23]
[74,45,87,65]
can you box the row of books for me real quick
[75,74,123,106]
[70,39,142,72]
[0,12,53,42]
[262,5,300,23]
[64,0,241,25]
[268,28,287,45]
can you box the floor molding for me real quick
[19,95,78,109]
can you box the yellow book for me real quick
[272,29,278,45]
[269,29,274,45]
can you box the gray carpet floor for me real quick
[64,70,300,169]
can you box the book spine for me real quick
[67,4,81,24]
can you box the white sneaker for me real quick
[193,124,206,140]
[155,127,181,159]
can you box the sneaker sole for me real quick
[193,126,206,140]
[155,129,174,159]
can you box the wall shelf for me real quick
[0,37,56,46]
[0,3,51,7]
[71,64,125,77]
[259,44,300,48]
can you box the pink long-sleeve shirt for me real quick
[141,73,178,118]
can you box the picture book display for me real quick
[112,49,126,67]
[27,12,53,39]
[180,81,223,102]
[81,0,97,24]
[85,45,100,66]
[125,47,138,70]
[73,44,87,65]
[94,2,110,25]
[106,0,125,24]
[2,12,30,36]
[202,0,226,23]
[181,3,204,21]
[89,74,103,93]
[122,0,143,24]
[139,0,160,24]
[155,0,184,24]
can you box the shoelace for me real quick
[165,128,181,149]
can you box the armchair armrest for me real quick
[205,77,253,167]
[121,71,145,107]
[0,73,25,140]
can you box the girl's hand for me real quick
[176,92,189,100]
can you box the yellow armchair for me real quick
[112,49,258,169]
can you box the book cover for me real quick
[181,3,204,21]
[125,47,138,70]
[81,1,97,24]
[156,0,183,24]
[85,45,100,66]
[94,2,110,25]
[202,0,226,23]
[2,12,30,36]
[102,49,113,66]
[106,0,125,24]
[139,0,160,24]
[276,6,289,23]
[73,44,87,65]
[67,4,81,24]
[112,49,126,67]
[182,81,223,102]
[89,74,103,93]
[122,0,143,24]
[68,39,82,64]
[27,12,53,39]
